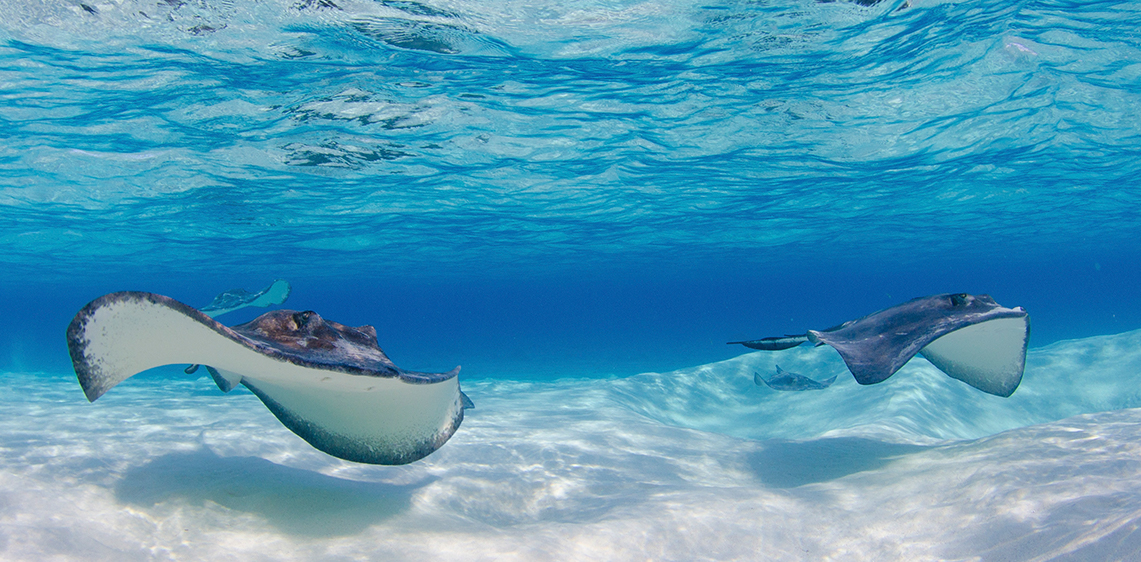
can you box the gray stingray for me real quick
[186,280,294,375]
[729,293,1030,397]
[755,365,837,391]
[67,291,470,465]
[200,279,292,318]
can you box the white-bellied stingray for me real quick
[200,279,292,318]
[755,365,837,391]
[67,291,470,465]
[729,293,1030,397]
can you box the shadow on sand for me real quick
[747,437,930,488]
[113,448,425,536]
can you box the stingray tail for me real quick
[728,335,809,351]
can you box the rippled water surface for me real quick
[4,0,1140,271]
[4,0,1141,376]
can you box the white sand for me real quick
[2,329,1141,560]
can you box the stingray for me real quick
[755,365,837,391]
[187,280,294,375]
[200,279,292,318]
[729,293,1030,397]
[66,291,470,465]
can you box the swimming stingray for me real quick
[755,365,837,391]
[729,293,1029,397]
[67,291,470,465]
[185,279,294,375]
[200,279,292,318]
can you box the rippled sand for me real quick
[3,329,1140,560]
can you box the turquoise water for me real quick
[3,0,1141,379]
[3,0,1141,559]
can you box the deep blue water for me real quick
[2,0,1141,380]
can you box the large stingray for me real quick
[755,365,837,391]
[729,293,1030,397]
[67,291,470,465]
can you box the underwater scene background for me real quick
[2,0,1141,559]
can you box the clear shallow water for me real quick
[2,0,1141,559]
[2,0,1141,377]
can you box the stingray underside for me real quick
[66,291,465,465]
[918,316,1030,397]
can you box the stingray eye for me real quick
[292,311,312,329]
[950,294,969,306]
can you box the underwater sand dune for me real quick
[2,329,1141,560]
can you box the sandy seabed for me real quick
[3,329,1141,561]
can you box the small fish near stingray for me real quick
[66,281,471,465]
[731,293,1030,397]
[755,366,837,391]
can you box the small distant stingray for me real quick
[187,280,294,375]
[67,291,471,465]
[755,365,837,391]
[200,279,292,318]
[729,293,1030,397]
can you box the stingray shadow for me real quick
[113,449,425,536]
[747,437,929,489]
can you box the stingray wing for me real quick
[808,326,931,387]
[816,374,838,388]
[67,291,465,465]
[919,316,1030,397]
